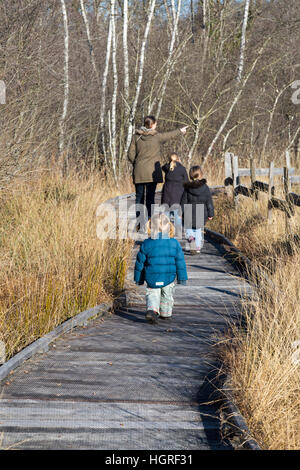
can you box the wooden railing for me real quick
[224,151,300,233]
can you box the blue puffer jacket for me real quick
[134,234,188,288]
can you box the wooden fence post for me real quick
[224,152,233,200]
[250,158,258,201]
[232,154,239,208]
[224,152,232,180]
[285,149,291,172]
[268,161,274,224]
[283,166,292,236]
[285,151,292,192]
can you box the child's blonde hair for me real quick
[189,165,203,181]
[169,153,180,171]
[146,213,175,238]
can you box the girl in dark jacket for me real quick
[161,153,188,226]
[134,213,188,324]
[181,166,214,254]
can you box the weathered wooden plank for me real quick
[0,304,111,382]
[171,271,240,279]
[239,167,295,176]
[0,428,229,451]
[0,400,218,430]
[127,283,250,293]
[290,175,300,184]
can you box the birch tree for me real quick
[150,0,182,119]
[123,0,130,106]
[59,0,69,164]
[182,63,230,166]
[163,0,172,33]
[124,0,156,156]
[204,42,269,163]
[201,0,210,76]
[261,82,292,158]
[237,0,251,83]
[80,0,99,80]
[190,0,195,41]
[170,0,176,26]
[109,0,118,179]
[99,9,113,162]
[204,0,252,162]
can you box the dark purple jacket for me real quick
[181,179,214,229]
[161,162,189,207]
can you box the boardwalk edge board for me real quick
[221,379,261,450]
[205,229,261,450]
[0,302,112,382]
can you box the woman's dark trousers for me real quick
[135,182,157,227]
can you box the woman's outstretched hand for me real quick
[180,126,188,134]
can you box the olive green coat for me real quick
[128,128,182,184]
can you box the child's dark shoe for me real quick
[145,310,159,324]
[159,315,172,320]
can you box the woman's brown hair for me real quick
[146,213,175,239]
[144,115,156,129]
[169,153,180,171]
[189,165,203,181]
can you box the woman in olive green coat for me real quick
[128,115,187,230]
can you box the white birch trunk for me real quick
[124,0,156,155]
[100,11,113,162]
[203,0,261,163]
[190,0,195,40]
[110,0,118,179]
[204,92,243,162]
[288,125,300,151]
[170,0,176,28]
[123,0,130,106]
[80,0,99,80]
[250,91,262,158]
[204,47,265,163]
[216,4,225,69]
[201,0,209,75]
[187,118,201,168]
[163,0,172,33]
[237,0,250,83]
[148,31,191,115]
[222,122,245,152]
[59,0,69,159]
[155,0,182,119]
[262,84,290,157]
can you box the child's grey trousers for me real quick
[146,282,175,317]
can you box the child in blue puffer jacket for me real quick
[134,213,188,324]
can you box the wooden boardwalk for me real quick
[0,194,250,450]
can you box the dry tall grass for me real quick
[211,190,300,449]
[225,254,300,450]
[0,171,133,359]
